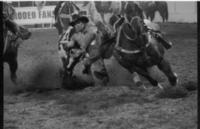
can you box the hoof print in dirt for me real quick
[181,81,197,91]
[155,86,188,99]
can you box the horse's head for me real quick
[118,16,148,53]
[121,22,137,42]
[130,16,145,36]
[128,16,148,48]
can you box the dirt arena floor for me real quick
[4,23,197,129]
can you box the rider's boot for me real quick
[154,33,172,49]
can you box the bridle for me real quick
[122,23,137,41]
[115,22,152,55]
[115,24,141,54]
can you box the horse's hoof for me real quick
[170,73,178,86]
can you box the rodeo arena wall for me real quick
[11,1,197,29]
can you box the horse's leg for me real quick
[157,58,178,86]
[8,58,18,84]
[132,72,142,86]
[132,72,147,89]
[130,66,163,89]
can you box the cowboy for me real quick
[62,16,109,85]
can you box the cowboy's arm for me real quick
[60,34,76,48]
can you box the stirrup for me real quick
[158,37,172,49]
[154,33,172,49]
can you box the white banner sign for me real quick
[14,6,56,25]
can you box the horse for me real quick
[3,17,31,84]
[109,1,144,34]
[99,16,178,89]
[54,1,80,36]
[139,2,168,22]
[155,1,168,22]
